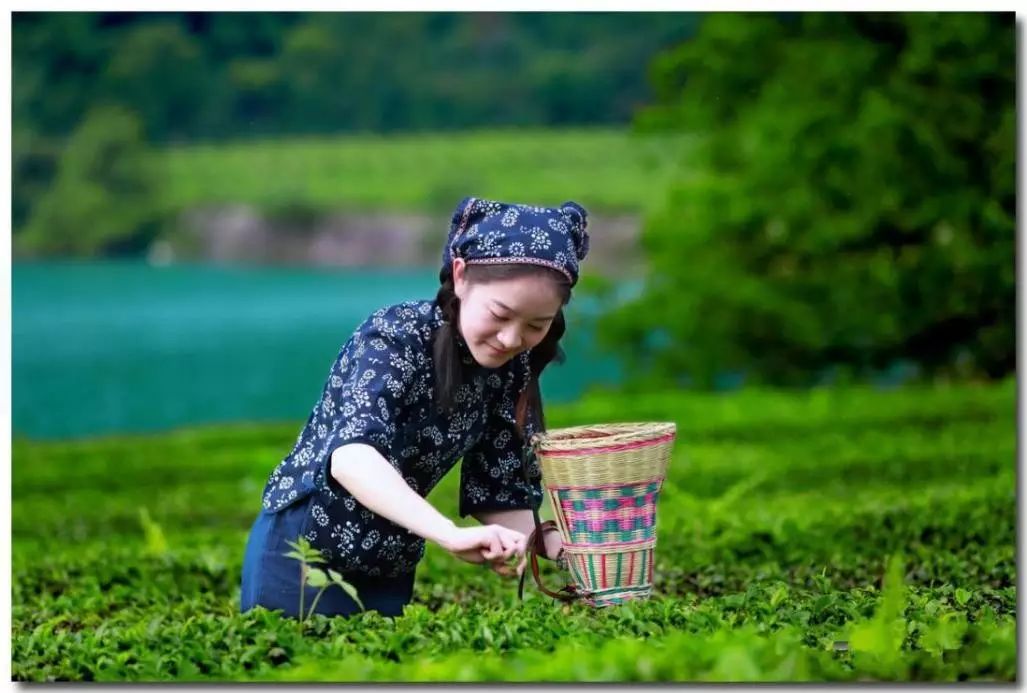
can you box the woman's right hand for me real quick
[441,525,528,565]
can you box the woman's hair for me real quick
[433,263,573,444]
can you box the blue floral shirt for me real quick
[259,299,543,578]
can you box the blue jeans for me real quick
[240,497,416,619]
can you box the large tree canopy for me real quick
[12,12,698,143]
[595,13,1015,388]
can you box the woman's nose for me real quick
[497,328,522,350]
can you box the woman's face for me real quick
[452,258,564,368]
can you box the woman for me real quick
[241,196,589,618]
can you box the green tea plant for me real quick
[283,537,365,622]
[155,128,693,216]
[11,378,1016,681]
[137,507,169,558]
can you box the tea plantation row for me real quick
[12,378,1016,681]
[157,127,694,215]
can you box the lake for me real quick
[12,261,627,440]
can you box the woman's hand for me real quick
[481,526,565,579]
[542,526,564,562]
[450,547,524,578]
[484,551,526,578]
[441,524,527,567]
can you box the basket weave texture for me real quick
[531,422,676,607]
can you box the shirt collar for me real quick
[453,329,476,367]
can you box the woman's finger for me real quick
[483,534,502,561]
[490,530,512,559]
[501,529,526,558]
[499,538,515,560]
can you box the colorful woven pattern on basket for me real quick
[564,548,656,606]
[555,480,662,545]
[582,586,653,607]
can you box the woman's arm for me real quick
[471,508,563,560]
[330,443,458,548]
[332,445,528,562]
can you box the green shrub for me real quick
[601,13,1015,388]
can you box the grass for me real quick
[11,377,1016,681]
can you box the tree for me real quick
[100,19,211,142]
[599,12,1015,388]
[17,105,165,257]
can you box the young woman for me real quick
[240,196,590,618]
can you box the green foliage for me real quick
[12,12,699,243]
[13,125,691,255]
[606,12,1015,387]
[284,537,366,619]
[101,20,210,143]
[16,104,166,257]
[13,12,698,142]
[847,554,907,676]
[156,128,694,217]
[11,378,1014,681]
[11,127,60,231]
[137,508,169,558]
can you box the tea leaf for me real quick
[305,568,328,588]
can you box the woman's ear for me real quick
[452,258,467,299]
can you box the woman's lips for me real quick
[487,344,510,356]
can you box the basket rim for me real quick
[531,422,677,450]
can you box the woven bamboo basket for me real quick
[530,422,676,607]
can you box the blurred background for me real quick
[11,11,1015,441]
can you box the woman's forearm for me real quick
[472,508,562,560]
[330,443,456,548]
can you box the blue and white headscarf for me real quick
[441,197,590,286]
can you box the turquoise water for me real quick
[12,261,625,440]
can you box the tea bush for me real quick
[156,127,694,216]
[12,378,1015,681]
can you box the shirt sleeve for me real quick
[458,354,544,519]
[323,311,428,474]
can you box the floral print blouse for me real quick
[259,299,543,578]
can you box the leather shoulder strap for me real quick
[516,437,590,604]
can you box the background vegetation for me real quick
[154,128,695,217]
[12,11,697,237]
[593,13,1015,387]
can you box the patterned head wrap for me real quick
[440,196,590,287]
